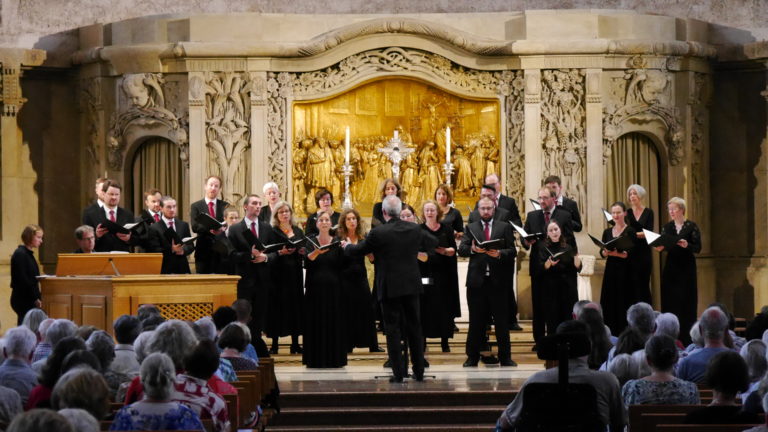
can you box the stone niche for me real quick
[62,10,723,317]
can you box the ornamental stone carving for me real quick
[690,72,708,220]
[497,70,525,206]
[79,77,102,166]
[107,73,188,170]
[266,72,291,193]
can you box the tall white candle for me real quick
[394,130,399,140]
[345,126,350,164]
[446,126,451,163]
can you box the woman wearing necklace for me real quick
[538,220,581,337]
[337,208,381,353]
[267,201,305,354]
[305,188,340,237]
[434,185,463,328]
[657,197,701,345]
[419,200,458,353]
[303,210,347,368]
[598,201,636,335]
[626,184,654,305]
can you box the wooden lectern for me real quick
[40,254,239,335]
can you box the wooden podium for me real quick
[40,254,239,335]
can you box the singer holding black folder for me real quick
[537,220,581,338]
[267,200,305,354]
[626,184,654,305]
[598,202,636,335]
[148,196,193,274]
[657,197,701,344]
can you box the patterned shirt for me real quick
[109,400,204,431]
[215,358,237,382]
[622,377,700,406]
[31,342,52,364]
[0,359,38,405]
[173,374,230,432]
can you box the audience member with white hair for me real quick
[677,306,731,384]
[30,319,54,363]
[0,327,38,404]
[87,331,132,400]
[600,302,655,372]
[57,408,99,432]
[31,319,77,372]
[740,339,768,403]
[0,385,22,431]
[21,309,47,340]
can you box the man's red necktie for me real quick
[544,211,551,226]
[208,201,216,218]
[109,210,116,222]
[484,221,491,241]
[251,221,258,238]
[168,220,175,231]
[153,213,160,223]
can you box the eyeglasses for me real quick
[478,206,494,211]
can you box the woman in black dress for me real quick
[598,202,636,336]
[336,208,381,352]
[419,200,458,353]
[657,197,701,345]
[10,225,44,325]
[538,220,581,337]
[305,188,340,236]
[267,201,305,354]
[371,178,405,227]
[626,184,653,305]
[303,211,347,368]
[258,181,281,224]
[434,184,463,323]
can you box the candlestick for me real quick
[445,126,451,164]
[345,126,350,165]
[342,163,354,210]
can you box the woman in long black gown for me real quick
[626,184,654,305]
[435,184,463,324]
[267,200,305,354]
[303,211,347,368]
[305,188,340,236]
[337,208,381,352]
[598,202,636,336]
[538,220,581,337]
[10,225,44,325]
[419,200,458,353]
[657,197,701,345]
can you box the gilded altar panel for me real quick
[291,77,500,218]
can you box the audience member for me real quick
[59,350,100,374]
[111,315,141,377]
[26,337,86,410]
[0,386,22,431]
[677,306,731,384]
[709,302,746,350]
[685,319,704,353]
[654,313,681,348]
[30,319,54,363]
[193,316,217,341]
[21,309,47,340]
[87,331,132,400]
[0,327,38,404]
[6,409,73,432]
[110,353,204,431]
[746,306,768,341]
[75,325,98,341]
[621,335,699,405]
[212,306,238,332]
[577,307,612,369]
[57,408,99,432]
[136,304,161,322]
[31,319,77,372]
[684,350,760,424]
[607,354,639,387]
[175,340,231,432]
[601,302,655,374]
[218,323,258,371]
[741,339,768,402]
[51,368,110,421]
[744,393,768,432]
[232,299,262,362]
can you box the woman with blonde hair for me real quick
[626,184,653,305]
[10,225,44,325]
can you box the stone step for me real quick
[269,406,504,427]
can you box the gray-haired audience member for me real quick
[21,309,47,337]
[133,330,155,364]
[654,313,680,341]
[677,306,730,384]
[621,335,699,405]
[147,320,197,370]
[32,319,77,372]
[600,302,655,372]
[111,315,141,376]
[87,330,132,400]
[0,327,38,404]
[6,409,73,432]
[57,408,99,432]
[0,385,22,430]
[51,368,110,420]
[194,317,217,341]
[607,353,637,387]
[30,318,55,363]
[740,340,768,402]
[626,302,656,337]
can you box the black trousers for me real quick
[381,294,424,379]
[195,257,217,274]
[466,276,511,360]
[531,273,545,344]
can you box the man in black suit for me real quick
[483,173,522,226]
[544,175,582,233]
[344,195,437,382]
[82,180,136,252]
[468,185,511,224]
[458,197,518,367]
[524,187,575,346]
[81,177,107,225]
[148,196,194,274]
[136,188,163,252]
[73,225,95,254]
[227,194,276,348]
[190,175,229,273]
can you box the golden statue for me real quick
[417,141,441,204]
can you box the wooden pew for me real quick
[223,392,239,432]
[628,404,702,432]
[639,413,685,431]
[657,425,760,432]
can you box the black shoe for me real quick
[423,359,430,368]
[413,370,425,381]
[389,375,403,383]
[383,359,391,368]
[500,358,518,367]
[480,355,499,365]
[531,344,538,352]
[369,346,385,353]
[510,323,523,331]
[453,324,459,332]
[441,340,451,352]
[290,345,303,354]
[463,357,479,367]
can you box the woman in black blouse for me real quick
[657,197,701,345]
[434,184,463,323]
[598,202,636,336]
[626,184,653,305]
[371,179,405,227]
[305,188,340,237]
[538,221,581,337]
[11,225,44,325]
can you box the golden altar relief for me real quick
[291,78,501,218]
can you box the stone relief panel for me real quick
[603,62,683,165]
[266,72,292,194]
[540,69,587,216]
[108,73,188,171]
[203,72,256,205]
[498,70,525,207]
[689,72,708,221]
[79,77,101,167]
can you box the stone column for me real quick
[248,72,269,194]
[523,69,542,210]
[187,72,206,201]
[585,69,603,251]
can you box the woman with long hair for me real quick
[434,185,463,325]
[598,201,636,335]
[537,221,581,337]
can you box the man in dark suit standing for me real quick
[82,180,136,252]
[148,196,194,274]
[459,197,518,367]
[544,175,582,233]
[228,194,276,350]
[81,177,107,223]
[484,173,522,226]
[136,188,163,252]
[344,195,437,382]
[469,185,511,224]
[190,175,229,273]
[524,187,575,346]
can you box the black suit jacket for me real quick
[559,196,582,232]
[83,205,137,252]
[190,198,229,261]
[148,219,193,274]
[346,218,437,300]
[458,220,516,289]
[227,219,277,289]
[135,209,161,252]
[523,207,575,275]
[473,194,522,227]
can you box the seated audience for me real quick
[601,302,655,375]
[709,302,746,351]
[110,353,204,431]
[654,313,681,349]
[21,309,47,341]
[577,307,612,369]
[746,306,768,342]
[621,335,699,405]
[30,319,54,363]
[741,340,768,402]
[57,408,99,432]
[218,323,258,371]
[31,319,77,372]
[6,409,74,432]
[0,385,22,431]
[232,299,262,361]
[87,331,132,399]
[75,325,98,342]
[51,368,110,421]
[60,350,100,373]
[0,327,38,404]
[111,315,141,377]
[136,304,162,322]
[193,316,217,341]
[174,340,230,432]
[684,319,704,354]
[607,354,639,388]
[497,320,626,431]
[26,336,86,410]
[677,306,731,384]
[684,350,760,424]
